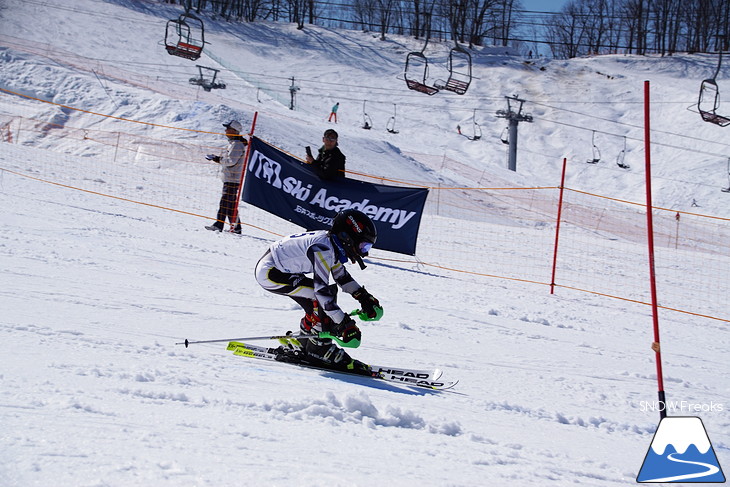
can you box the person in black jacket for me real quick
[305,129,345,180]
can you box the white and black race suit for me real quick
[255,230,361,325]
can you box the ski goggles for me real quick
[359,241,373,254]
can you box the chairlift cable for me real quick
[537,115,729,159]
[531,101,730,150]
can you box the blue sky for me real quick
[520,0,568,12]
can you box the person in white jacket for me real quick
[205,120,247,233]
[254,209,382,372]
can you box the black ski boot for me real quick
[301,336,373,376]
[274,333,304,363]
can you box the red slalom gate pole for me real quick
[550,157,567,294]
[643,80,666,419]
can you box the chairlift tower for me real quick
[496,95,533,171]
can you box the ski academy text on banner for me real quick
[242,137,429,255]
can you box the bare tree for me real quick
[158,0,730,56]
[545,2,585,58]
[437,0,515,48]
[409,0,440,38]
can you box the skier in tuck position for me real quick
[254,209,382,374]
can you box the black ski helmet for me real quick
[330,209,377,267]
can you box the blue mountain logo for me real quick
[637,416,725,483]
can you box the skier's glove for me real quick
[206,154,221,163]
[332,316,361,344]
[352,287,381,320]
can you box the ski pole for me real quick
[178,309,378,349]
[176,334,307,348]
[177,331,360,349]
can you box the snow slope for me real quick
[1,1,728,486]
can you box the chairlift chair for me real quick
[586,131,601,164]
[471,120,482,141]
[386,104,399,134]
[616,136,630,169]
[459,109,481,140]
[436,48,472,95]
[499,126,509,144]
[165,12,205,61]
[404,51,440,95]
[722,157,730,193]
[699,79,730,126]
[362,100,373,130]
[698,51,730,127]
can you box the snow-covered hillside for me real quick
[1,1,728,486]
